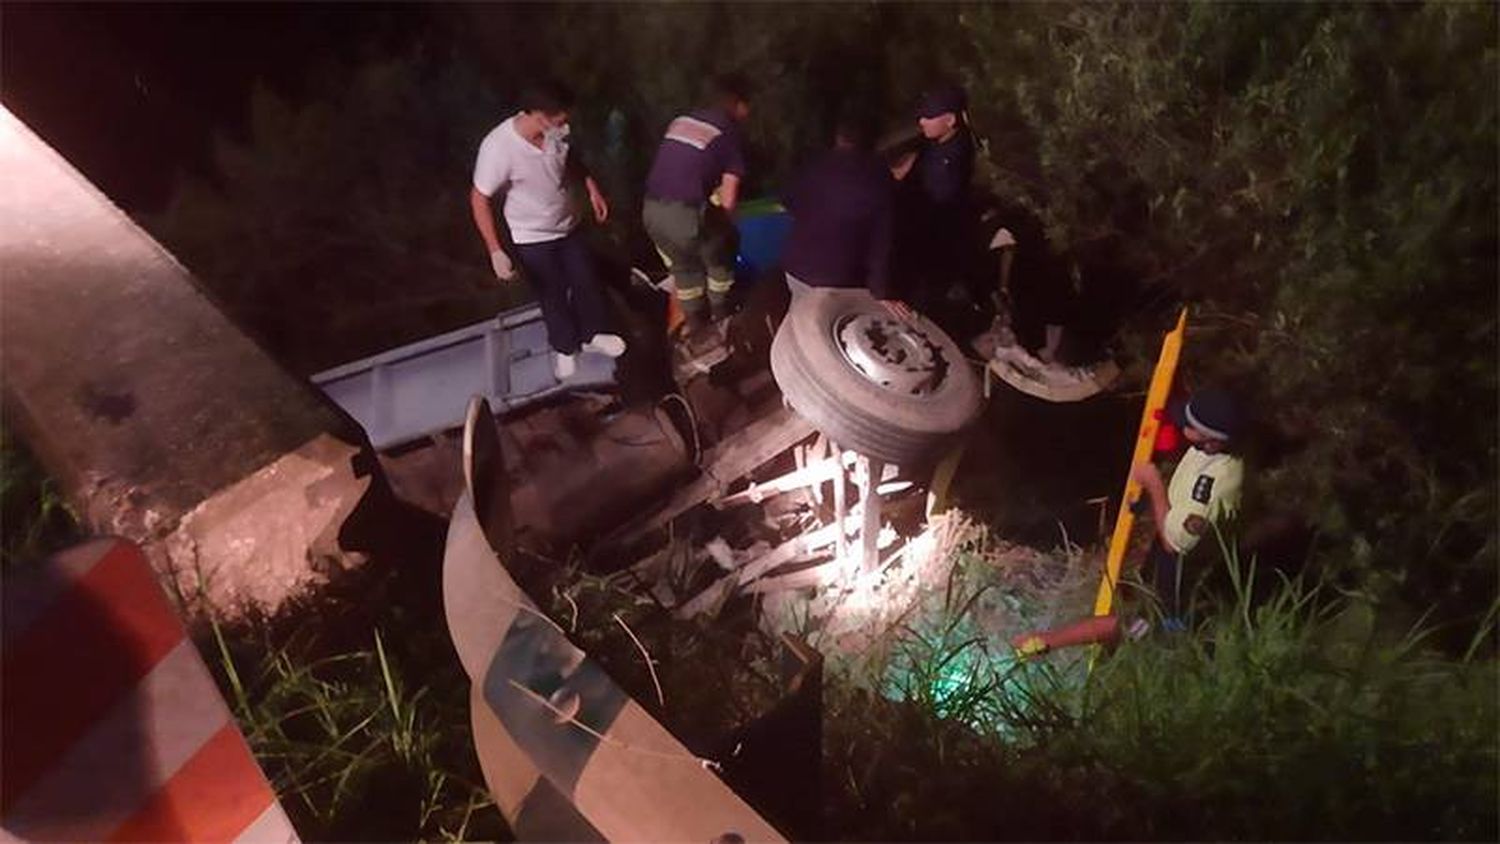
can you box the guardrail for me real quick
[311,304,617,450]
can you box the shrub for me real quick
[826,534,1499,840]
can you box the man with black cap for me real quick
[1130,386,1247,628]
[892,83,977,317]
[907,84,975,214]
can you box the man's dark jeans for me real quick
[1147,538,1186,619]
[513,231,608,355]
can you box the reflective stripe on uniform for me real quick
[706,277,734,294]
[663,116,723,151]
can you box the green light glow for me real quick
[878,614,1088,736]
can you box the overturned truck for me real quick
[317,222,989,835]
[433,292,981,837]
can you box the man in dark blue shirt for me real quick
[913,87,975,212]
[643,74,751,336]
[892,84,978,317]
[782,110,906,315]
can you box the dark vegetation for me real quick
[206,605,502,841]
[825,538,1497,841]
[144,0,1495,637]
[1,425,80,568]
[4,2,1495,840]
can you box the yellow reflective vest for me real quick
[1164,446,1244,554]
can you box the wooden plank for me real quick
[606,407,814,547]
[674,571,738,619]
[746,560,838,595]
[714,458,839,508]
[736,519,846,586]
[792,444,808,503]
[832,445,848,562]
[860,456,884,574]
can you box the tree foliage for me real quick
[130,6,1499,837]
[953,1,1497,624]
[149,2,1496,623]
[152,49,526,372]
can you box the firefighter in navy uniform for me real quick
[643,74,753,344]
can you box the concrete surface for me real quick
[0,106,375,617]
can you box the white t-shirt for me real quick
[472,114,577,244]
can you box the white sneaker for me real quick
[553,352,577,380]
[582,333,627,358]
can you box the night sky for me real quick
[3,3,431,212]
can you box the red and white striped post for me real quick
[2,539,298,843]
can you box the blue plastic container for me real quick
[734,198,791,285]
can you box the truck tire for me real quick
[770,286,982,467]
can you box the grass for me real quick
[7,423,1492,840]
[206,607,507,842]
[824,528,1500,840]
[3,419,502,839]
[1,423,79,568]
[1077,537,1498,839]
[875,554,1077,739]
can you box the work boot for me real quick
[709,299,734,323]
[675,308,724,364]
[678,307,711,342]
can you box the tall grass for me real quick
[192,521,1494,840]
[1,423,78,568]
[826,536,1500,840]
[207,613,503,842]
[874,556,1079,742]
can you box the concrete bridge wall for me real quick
[0,106,375,617]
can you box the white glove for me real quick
[989,227,1017,250]
[489,248,518,281]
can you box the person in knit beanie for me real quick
[1130,386,1246,629]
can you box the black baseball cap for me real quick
[917,84,967,119]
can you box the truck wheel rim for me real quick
[833,313,949,396]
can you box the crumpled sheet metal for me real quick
[443,397,784,843]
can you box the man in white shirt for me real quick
[469,80,625,379]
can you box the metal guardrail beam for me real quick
[311,305,617,450]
